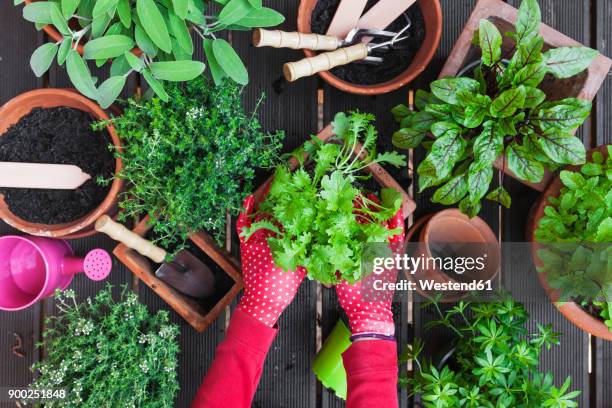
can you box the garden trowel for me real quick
[0,162,91,189]
[95,215,216,298]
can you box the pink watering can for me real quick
[0,235,112,311]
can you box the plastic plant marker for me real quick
[0,162,91,189]
[0,235,112,311]
[312,319,352,400]
[356,0,417,37]
[326,0,369,38]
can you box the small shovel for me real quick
[95,215,216,299]
[0,162,91,189]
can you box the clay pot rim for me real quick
[297,0,443,95]
[530,145,612,341]
[0,88,124,238]
[23,0,142,57]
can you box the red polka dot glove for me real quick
[236,195,307,327]
[336,204,405,338]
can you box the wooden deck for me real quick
[1,0,611,407]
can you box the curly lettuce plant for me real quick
[242,112,405,284]
[29,286,179,407]
[535,146,612,330]
[17,0,284,107]
[392,0,598,217]
[104,76,284,248]
[402,297,580,408]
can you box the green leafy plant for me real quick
[402,297,580,407]
[29,285,179,407]
[17,0,284,108]
[241,111,405,284]
[535,146,612,330]
[392,0,598,217]
[104,76,284,247]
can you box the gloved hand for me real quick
[336,203,405,339]
[236,195,307,327]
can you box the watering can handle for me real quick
[95,216,167,264]
[253,29,341,51]
[283,43,368,82]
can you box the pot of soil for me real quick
[529,145,612,341]
[0,89,123,238]
[407,209,500,301]
[296,0,442,95]
[113,216,243,332]
[312,319,352,400]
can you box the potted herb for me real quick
[0,89,122,238]
[243,111,414,285]
[17,0,284,107]
[392,0,606,217]
[530,145,612,341]
[403,297,581,407]
[106,76,281,330]
[297,0,442,95]
[30,286,180,407]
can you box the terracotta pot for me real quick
[296,0,442,95]
[438,0,612,192]
[529,145,612,341]
[0,89,123,238]
[23,0,141,57]
[407,209,500,301]
[113,216,243,332]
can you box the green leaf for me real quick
[490,86,526,118]
[92,0,117,17]
[142,69,169,101]
[512,62,547,87]
[515,0,541,44]
[66,50,99,100]
[14,0,26,5]
[203,38,227,86]
[135,23,158,57]
[122,51,144,72]
[23,2,53,24]
[507,144,544,183]
[463,106,487,129]
[248,0,262,7]
[459,196,481,217]
[218,0,253,25]
[212,38,248,85]
[392,128,426,149]
[479,19,502,67]
[61,0,80,18]
[150,60,205,81]
[117,0,131,28]
[431,121,461,138]
[91,11,112,38]
[559,170,585,190]
[406,111,437,131]
[137,0,172,53]
[186,0,205,24]
[473,122,503,165]
[468,161,494,203]
[172,0,189,19]
[536,100,591,132]
[486,186,511,208]
[236,7,285,27]
[430,78,480,105]
[97,76,126,108]
[30,42,58,77]
[391,104,412,122]
[110,54,132,76]
[537,133,586,165]
[543,47,599,79]
[432,174,468,205]
[57,37,71,65]
[523,87,546,108]
[83,35,135,59]
[167,12,193,54]
[425,133,467,181]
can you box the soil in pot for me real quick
[311,0,426,85]
[0,107,114,224]
[146,232,235,311]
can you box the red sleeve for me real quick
[191,309,277,408]
[342,340,399,408]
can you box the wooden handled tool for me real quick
[0,162,91,190]
[284,43,368,82]
[96,215,216,298]
[253,29,341,51]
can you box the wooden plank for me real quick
[0,1,45,395]
[231,1,320,407]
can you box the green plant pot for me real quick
[312,319,352,400]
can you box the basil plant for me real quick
[17,0,284,108]
[391,0,599,217]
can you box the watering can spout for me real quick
[61,249,112,281]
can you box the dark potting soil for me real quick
[0,107,114,224]
[311,0,426,85]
